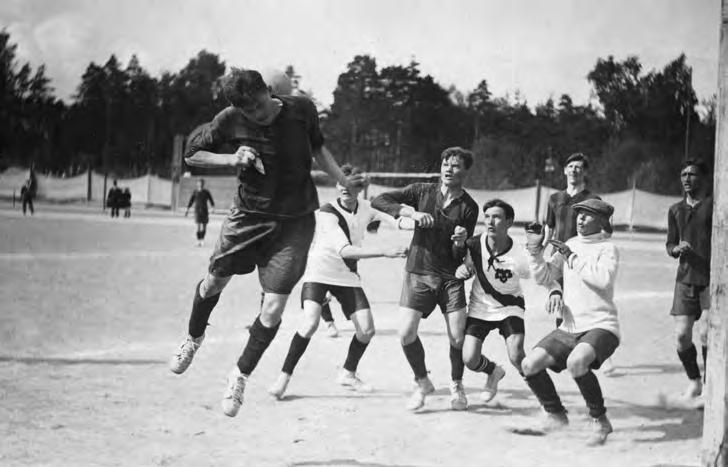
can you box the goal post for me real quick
[702,1,728,465]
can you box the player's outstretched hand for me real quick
[455,263,474,280]
[549,240,573,258]
[411,212,434,228]
[546,292,563,316]
[344,173,369,190]
[524,222,545,254]
[451,225,467,247]
[385,245,409,258]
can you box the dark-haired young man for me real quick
[268,164,408,399]
[372,147,479,411]
[666,159,712,405]
[185,178,215,247]
[169,68,365,417]
[456,199,560,402]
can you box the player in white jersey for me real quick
[268,164,409,398]
[456,199,560,402]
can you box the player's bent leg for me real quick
[269,300,322,400]
[505,333,526,373]
[170,274,231,374]
[338,308,374,392]
[521,347,567,429]
[674,314,702,396]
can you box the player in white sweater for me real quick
[521,198,619,447]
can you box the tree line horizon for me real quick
[0,29,716,195]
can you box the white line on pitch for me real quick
[0,250,207,261]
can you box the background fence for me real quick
[1,167,681,230]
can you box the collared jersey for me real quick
[666,196,712,286]
[303,199,397,287]
[545,189,601,242]
[185,95,324,219]
[466,234,530,322]
[371,183,479,279]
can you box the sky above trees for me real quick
[1,0,720,108]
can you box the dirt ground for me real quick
[0,203,706,467]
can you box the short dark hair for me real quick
[482,198,515,221]
[440,146,473,170]
[681,158,709,175]
[565,152,589,169]
[221,68,268,108]
[340,163,362,177]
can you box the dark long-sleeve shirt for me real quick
[545,189,601,242]
[185,95,324,218]
[371,182,479,278]
[188,189,215,215]
[666,196,712,286]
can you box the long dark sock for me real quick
[343,335,369,372]
[525,370,565,413]
[677,344,701,380]
[468,354,496,374]
[281,332,310,375]
[450,345,465,381]
[402,337,428,380]
[237,316,281,375]
[188,280,221,338]
[201,225,207,240]
[702,345,708,383]
[573,371,606,418]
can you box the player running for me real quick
[268,164,409,399]
[371,147,478,411]
[666,159,712,405]
[168,68,364,417]
[185,178,215,247]
[455,199,560,403]
[521,199,619,446]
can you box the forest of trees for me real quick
[0,29,716,194]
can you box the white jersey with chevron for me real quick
[303,198,397,287]
[468,234,530,322]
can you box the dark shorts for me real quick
[301,282,370,320]
[399,272,466,318]
[465,316,525,340]
[535,328,619,373]
[671,282,710,320]
[195,212,209,225]
[209,209,315,294]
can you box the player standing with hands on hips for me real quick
[372,147,478,411]
[168,68,365,417]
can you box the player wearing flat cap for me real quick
[521,198,620,446]
[666,159,712,406]
[169,68,366,417]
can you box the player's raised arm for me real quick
[313,145,366,190]
[370,184,429,225]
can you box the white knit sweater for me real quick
[528,232,620,339]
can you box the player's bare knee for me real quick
[299,318,320,338]
[399,328,418,346]
[463,352,481,370]
[566,355,589,377]
[521,356,537,376]
[200,274,230,297]
[357,326,375,343]
[675,329,693,351]
[448,334,464,349]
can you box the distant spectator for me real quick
[107,180,122,218]
[20,178,35,216]
[122,188,132,218]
